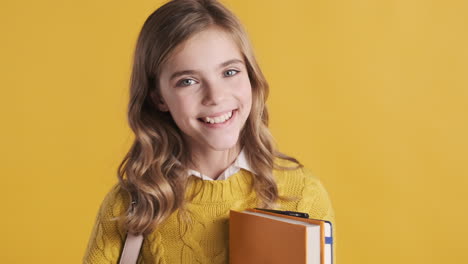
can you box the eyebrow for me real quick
[168,58,244,82]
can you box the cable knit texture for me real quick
[83,162,336,264]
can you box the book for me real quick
[229,208,333,264]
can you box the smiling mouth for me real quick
[197,109,236,124]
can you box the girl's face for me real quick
[157,26,252,154]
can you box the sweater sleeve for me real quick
[296,168,337,263]
[83,185,128,264]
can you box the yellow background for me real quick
[2,0,467,263]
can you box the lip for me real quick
[198,109,237,128]
[198,109,236,119]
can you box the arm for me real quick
[83,185,128,264]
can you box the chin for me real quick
[206,135,240,151]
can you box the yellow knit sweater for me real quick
[83,165,336,264]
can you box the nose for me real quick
[201,78,226,106]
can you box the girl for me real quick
[83,0,335,263]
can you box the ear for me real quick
[150,91,169,112]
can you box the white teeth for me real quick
[202,110,233,124]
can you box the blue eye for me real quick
[177,79,197,87]
[224,69,239,77]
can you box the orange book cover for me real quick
[229,208,333,264]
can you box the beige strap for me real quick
[119,233,144,264]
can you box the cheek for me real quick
[238,77,253,107]
[165,96,194,121]
[238,80,253,121]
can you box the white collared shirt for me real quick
[187,149,253,181]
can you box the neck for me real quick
[189,144,241,180]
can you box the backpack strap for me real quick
[119,198,144,264]
[119,232,144,264]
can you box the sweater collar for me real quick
[187,148,253,181]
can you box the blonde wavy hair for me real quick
[118,0,302,235]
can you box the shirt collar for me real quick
[187,148,253,181]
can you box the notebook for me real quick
[229,208,333,264]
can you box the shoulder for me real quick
[83,184,129,263]
[97,183,130,220]
[272,157,319,185]
[273,159,335,222]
